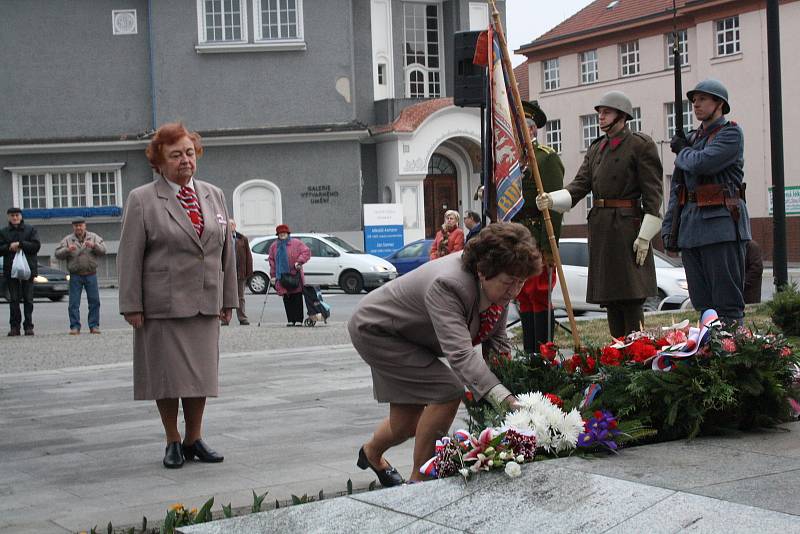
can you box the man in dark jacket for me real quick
[223,219,253,325]
[0,207,41,336]
[463,211,482,242]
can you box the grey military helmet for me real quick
[594,91,634,121]
[687,79,730,114]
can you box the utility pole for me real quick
[767,0,787,290]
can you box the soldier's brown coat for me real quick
[566,127,663,304]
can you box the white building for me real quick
[517,0,800,261]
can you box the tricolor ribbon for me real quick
[579,383,602,410]
[652,309,720,371]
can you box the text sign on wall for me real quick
[768,186,800,216]
[364,204,404,257]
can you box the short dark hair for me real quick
[462,222,541,280]
[464,211,481,224]
[7,207,22,215]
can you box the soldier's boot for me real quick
[606,306,626,339]
[519,311,536,354]
[622,303,645,337]
[532,310,555,349]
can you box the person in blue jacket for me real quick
[662,79,751,326]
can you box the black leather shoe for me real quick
[163,441,184,469]
[357,446,404,487]
[183,439,224,463]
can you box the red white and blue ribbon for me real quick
[652,309,720,371]
[579,383,602,410]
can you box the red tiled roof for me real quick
[370,98,454,135]
[519,0,694,50]
[513,61,529,101]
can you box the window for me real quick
[716,16,740,56]
[403,3,442,98]
[377,63,387,85]
[579,50,598,84]
[199,0,246,43]
[629,107,642,133]
[666,101,692,138]
[542,58,560,91]
[544,119,562,154]
[428,154,456,175]
[666,30,689,68]
[255,0,304,42]
[559,242,589,267]
[580,114,600,150]
[9,165,124,214]
[619,40,639,77]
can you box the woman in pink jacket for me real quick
[268,224,311,326]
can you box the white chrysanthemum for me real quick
[503,410,533,431]
[517,391,548,411]
[561,408,584,448]
[505,461,522,478]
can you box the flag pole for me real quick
[488,0,581,350]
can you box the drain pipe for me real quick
[146,0,157,131]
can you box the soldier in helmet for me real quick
[536,91,663,338]
[512,101,565,353]
[662,79,751,326]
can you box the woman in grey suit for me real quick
[118,123,238,468]
[349,222,541,485]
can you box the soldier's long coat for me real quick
[565,127,663,304]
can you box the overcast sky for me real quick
[505,0,595,65]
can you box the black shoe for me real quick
[239,320,250,325]
[183,439,224,463]
[24,329,34,336]
[221,321,229,326]
[8,328,20,337]
[163,441,184,469]
[357,446,404,487]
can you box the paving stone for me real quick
[689,468,800,516]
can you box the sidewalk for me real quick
[2,339,799,533]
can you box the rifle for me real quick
[665,0,685,252]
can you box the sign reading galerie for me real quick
[301,185,339,204]
[363,204,404,257]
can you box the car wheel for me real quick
[644,290,667,312]
[49,296,64,302]
[248,272,269,294]
[339,271,364,294]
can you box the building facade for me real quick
[0,0,503,282]
[517,0,800,261]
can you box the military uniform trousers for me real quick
[682,240,747,322]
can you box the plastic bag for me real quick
[11,250,31,280]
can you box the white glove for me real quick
[536,189,573,214]
[633,214,663,266]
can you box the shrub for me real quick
[767,283,800,336]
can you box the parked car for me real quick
[550,238,688,312]
[384,239,434,275]
[0,258,70,302]
[249,233,398,294]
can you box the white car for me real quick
[248,233,397,294]
[550,238,689,312]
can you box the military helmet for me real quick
[687,79,730,114]
[594,91,634,121]
[522,100,547,128]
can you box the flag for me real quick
[487,26,524,222]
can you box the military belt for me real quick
[593,198,639,208]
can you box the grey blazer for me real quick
[118,177,238,318]
[348,252,511,400]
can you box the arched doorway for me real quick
[423,154,458,238]
[232,179,282,237]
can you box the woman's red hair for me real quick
[145,122,204,170]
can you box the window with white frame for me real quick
[10,165,123,211]
[579,50,598,84]
[629,107,642,133]
[716,16,740,56]
[619,40,639,77]
[542,58,559,91]
[666,101,692,138]
[403,3,442,98]
[255,0,304,42]
[666,29,689,68]
[581,114,600,150]
[544,119,562,154]
[199,0,246,43]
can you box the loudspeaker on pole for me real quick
[453,31,486,108]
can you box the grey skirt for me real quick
[133,314,220,400]
[349,325,464,405]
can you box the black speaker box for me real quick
[453,30,486,108]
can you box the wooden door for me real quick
[423,175,457,238]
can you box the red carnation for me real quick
[465,390,474,402]
[626,338,657,363]
[583,356,597,374]
[564,357,578,374]
[540,342,558,361]
[544,393,563,408]
[600,346,623,367]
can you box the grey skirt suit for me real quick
[118,178,238,400]
[347,253,511,404]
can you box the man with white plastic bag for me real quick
[0,207,41,336]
